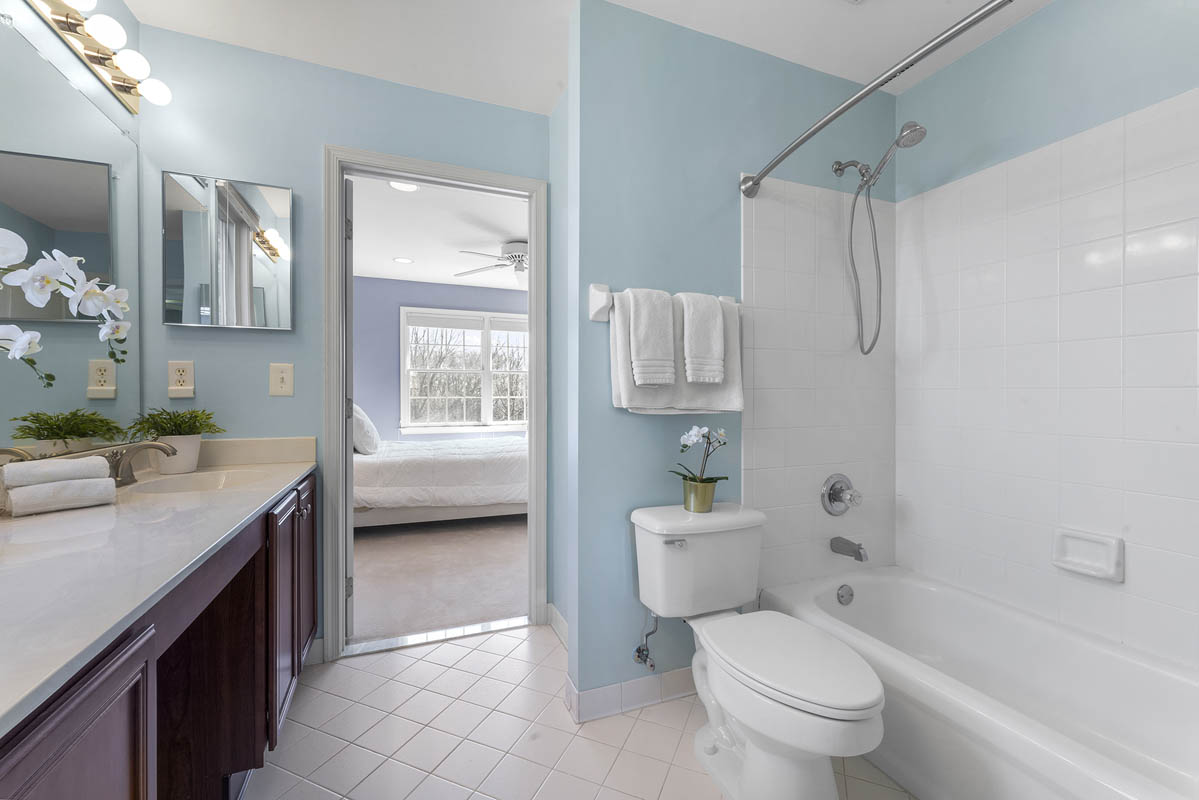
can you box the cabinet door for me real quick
[267,489,299,750]
[0,627,155,800]
[296,475,317,665]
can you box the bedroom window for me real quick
[400,307,528,431]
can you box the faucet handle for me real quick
[841,487,863,507]
[821,473,862,516]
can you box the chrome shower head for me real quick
[897,121,927,148]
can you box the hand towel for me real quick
[627,288,676,386]
[610,293,743,413]
[678,292,725,383]
[0,455,110,489]
[7,477,116,517]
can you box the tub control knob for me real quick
[821,473,862,516]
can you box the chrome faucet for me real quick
[0,447,34,462]
[50,441,178,486]
[830,536,868,562]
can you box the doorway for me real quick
[323,147,547,659]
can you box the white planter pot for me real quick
[156,435,202,474]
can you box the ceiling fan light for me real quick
[113,48,151,80]
[137,77,172,106]
[83,14,127,50]
[389,181,420,192]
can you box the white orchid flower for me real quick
[47,249,84,287]
[0,258,64,308]
[101,285,130,318]
[98,319,132,341]
[0,324,42,360]
[66,276,107,317]
[0,228,28,270]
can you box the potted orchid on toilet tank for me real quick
[670,425,729,513]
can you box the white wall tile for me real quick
[1124,221,1199,284]
[1059,288,1121,341]
[1126,161,1199,232]
[1060,185,1123,247]
[1061,118,1124,198]
[1059,237,1123,294]
[1123,276,1198,336]
[1124,88,1199,180]
[1005,142,1060,214]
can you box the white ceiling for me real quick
[350,175,529,291]
[124,0,1048,115]
[0,153,109,233]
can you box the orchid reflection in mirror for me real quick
[0,228,133,387]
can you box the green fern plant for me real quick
[126,408,225,440]
[11,409,125,442]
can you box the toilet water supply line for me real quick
[634,612,659,671]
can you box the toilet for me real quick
[632,503,884,800]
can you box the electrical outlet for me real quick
[167,360,195,398]
[86,359,117,399]
[268,363,294,396]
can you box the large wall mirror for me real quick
[0,18,141,449]
[162,172,293,329]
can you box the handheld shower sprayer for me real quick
[833,121,927,355]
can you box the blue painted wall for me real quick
[136,27,549,443]
[566,0,897,691]
[895,0,1199,199]
[352,276,528,436]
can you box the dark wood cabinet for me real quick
[0,626,155,800]
[297,475,318,666]
[0,468,316,799]
[267,489,299,751]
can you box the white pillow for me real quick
[352,404,381,454]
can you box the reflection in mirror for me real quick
[0,152,112,323]
[163,172,293,329]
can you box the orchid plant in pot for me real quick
[0,228,132,388]
[670,425,729,513]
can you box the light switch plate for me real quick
[86,359,117,399]
[269,362,294,396]
[168,360,195,398]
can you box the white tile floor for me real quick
[245,625,918,800]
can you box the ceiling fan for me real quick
[456,239,529,288]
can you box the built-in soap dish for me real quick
[1051,528,1124,583]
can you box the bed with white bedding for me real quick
[353,436,528,527]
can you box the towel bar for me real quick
[587,284,738,322]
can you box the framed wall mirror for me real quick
[162,171,293,329]
[0,151,112,323]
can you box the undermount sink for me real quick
[132,469,270,494]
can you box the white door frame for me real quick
[322,145,549,661]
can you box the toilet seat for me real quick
[695,610,884,721]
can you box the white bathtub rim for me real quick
[762,567,1196,800]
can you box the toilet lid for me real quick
[699,611,884,719]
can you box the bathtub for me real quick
[762,567,1198,800]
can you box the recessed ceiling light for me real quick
[389,181,420,192]
[393,257,414,264]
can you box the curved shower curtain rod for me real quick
[739,0,1014,198]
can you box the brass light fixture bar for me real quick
[25,0,140,114]
[253,229,281,263]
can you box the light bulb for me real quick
[83,14,127,50]
[64,0,97,11]
[137,78,172,106]
[388,181,419,192]
[264,228,283,246]
[393,257,414,264]
[113,49,150,80]
[276,243,291,260]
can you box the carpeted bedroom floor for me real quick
[351,514,528,643]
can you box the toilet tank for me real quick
[631,503,766,618]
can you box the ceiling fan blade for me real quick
[454,263,509,277]
[459,250,503,260]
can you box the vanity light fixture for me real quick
[388,181,420,192]
[393,257,414,264]
[252,229,281,263]
[24,0,173,114]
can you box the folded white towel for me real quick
[627,289,676,386]
[610,293,743,413]
[1,455,110,489]
[679,292,725,383]
[7,477,116,517]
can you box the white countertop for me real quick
[0,461,316,740]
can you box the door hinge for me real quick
[345,576,354,598]
[345,398,353,420]
[344,218,353,239]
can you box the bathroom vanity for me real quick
[0,463,318,800]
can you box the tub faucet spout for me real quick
[830,536,868,562]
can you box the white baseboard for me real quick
[548,603,568,646]
[566,666,696,723]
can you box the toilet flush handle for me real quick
[663,538,687,549]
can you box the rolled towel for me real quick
[7,477,116,517]
[678,292,725,383]
[1,455,110,489]
[627,288,675,386]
